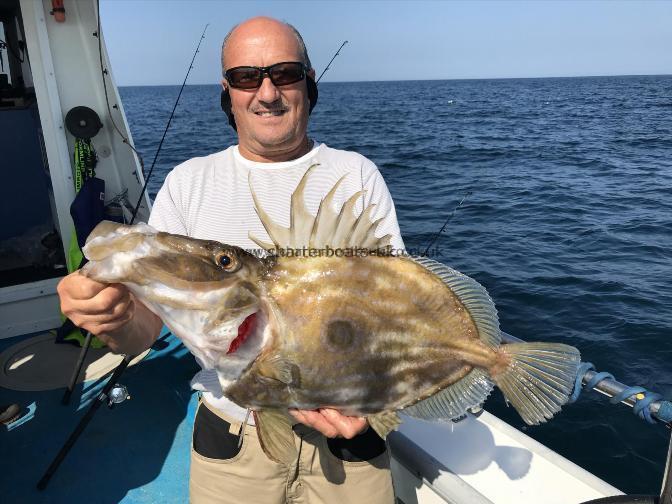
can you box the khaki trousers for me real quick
[189,400,395,504]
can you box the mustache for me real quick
[250,100,288,113]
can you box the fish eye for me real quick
[214,251,239,272]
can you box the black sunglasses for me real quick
[225,61,308,90]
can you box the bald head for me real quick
[221,17,312,73]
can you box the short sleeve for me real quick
[148,170,188,235]
[361,160,405,252]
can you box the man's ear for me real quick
[220,83,237,131]
[306,71,318,114]
[221,78,228,91]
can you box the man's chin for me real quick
[251,132,300,151]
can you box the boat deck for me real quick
[0,330,198,503]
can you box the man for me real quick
[58,16,403,503]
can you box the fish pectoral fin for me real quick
[367,410,402,439]
[258,356,301,387]
[254,410,297,465]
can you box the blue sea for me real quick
[120,76,672,495]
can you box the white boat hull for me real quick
[390,411,623,504]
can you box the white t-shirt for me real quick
[148,142,405,422]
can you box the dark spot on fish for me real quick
[325,320,357,350]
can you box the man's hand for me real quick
[289,408,368,439]
[57,270,162,355]
[58,271,135,336]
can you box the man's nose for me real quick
[256,76,281,103]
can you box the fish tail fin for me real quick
[492,342,580,425]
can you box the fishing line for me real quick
[127,34,339,223]
[129,23,209,224]
[421,189,472,257]
[94,0,145,176]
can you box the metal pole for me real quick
[660,431,672,504]
[501,332,670,426]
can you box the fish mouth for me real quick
[227,312,258,355]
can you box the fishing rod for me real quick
[130,23,209,224]
[421,190,472,257]
[61,0,160,408]
[423,187,671,424]
[39,23,209,491]
[316,40,348,84]
[44,32,348,490]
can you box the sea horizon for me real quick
[117,72,672,88]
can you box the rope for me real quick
[569,362,672,424]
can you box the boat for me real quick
[0,1,668,503]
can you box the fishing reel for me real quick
[105,384,130,409]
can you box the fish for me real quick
[81,164,581,464]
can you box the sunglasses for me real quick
[225,61,308,90]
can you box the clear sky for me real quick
[100,0,672,86]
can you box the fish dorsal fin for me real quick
[412,256,501,348]
[249,164,392,252]
[401,257,500,421]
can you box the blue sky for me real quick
[100,1,672,86]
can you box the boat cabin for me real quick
[0,0,149,339]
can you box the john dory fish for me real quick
[81,165,581,463]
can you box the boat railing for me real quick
[501,332,672,427]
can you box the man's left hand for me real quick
[289,408,368,439]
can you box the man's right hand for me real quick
[57,271,162,354]
[58,271,135,336]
